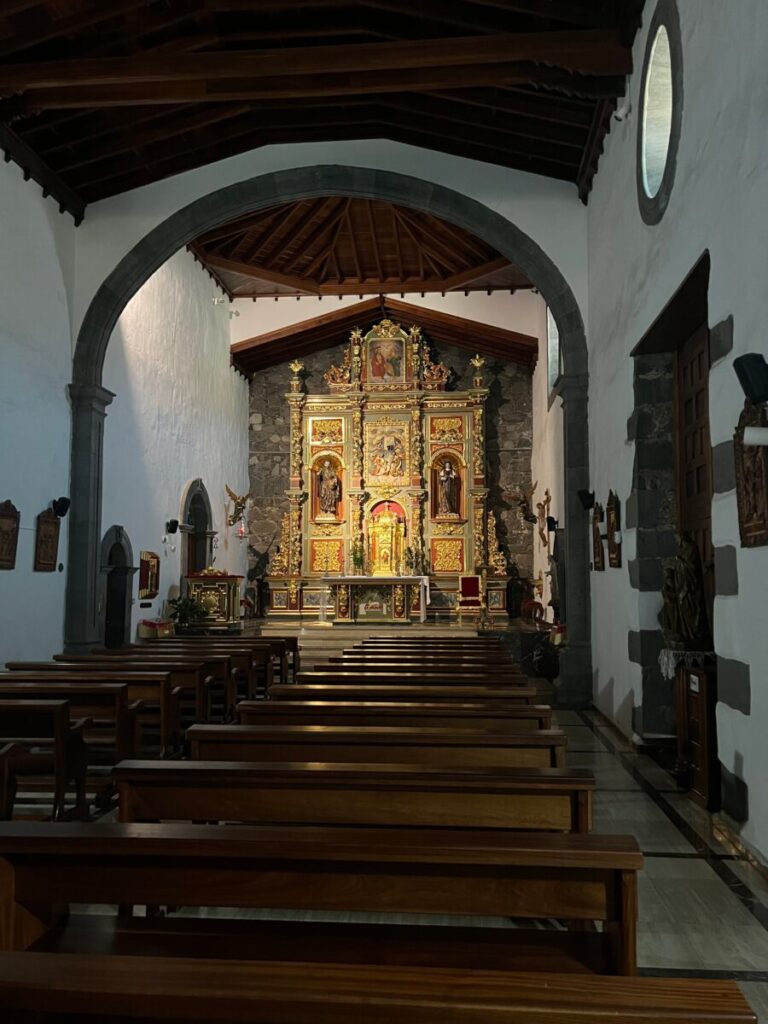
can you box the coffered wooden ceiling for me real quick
[0,1,644,225]
[190,197,532,298]
[230,295,539,375]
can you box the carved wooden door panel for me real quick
[675,322,714,629]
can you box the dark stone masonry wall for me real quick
[246,337,533,581]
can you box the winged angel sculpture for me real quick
[225,485,251,526]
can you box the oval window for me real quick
[641,25,673,198]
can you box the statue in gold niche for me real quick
[316,459,340,517]
[437,459,459,516]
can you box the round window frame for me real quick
[636,0,683,225]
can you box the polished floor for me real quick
[570,708,768,1018]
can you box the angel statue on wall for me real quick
[225,485,251,527]
[509,480,538,525]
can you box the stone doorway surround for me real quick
[65,166,592,704]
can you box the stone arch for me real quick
[66,165,592,702]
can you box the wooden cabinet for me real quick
[675,664,719,811]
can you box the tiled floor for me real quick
[568,709,768,1015]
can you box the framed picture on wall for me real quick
[592,503,605,572]
[139,550,161,599]
[34,508,60,572]
[0,501,20,570]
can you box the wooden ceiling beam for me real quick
[253,199,327,266]
[0,0,156,58]
[282,198,349,274]
[438,257,512,291]
[0,1,45,15]
[366,200,384,281]
[196,205,289,248]
[304,201,350,278]
[360,0,521,34]
[382,95,586,149]
[429,88,593,127]
[0,124,85,223]
[207,255,322,295]
[393,209,460,275]
[0,31,630,88]
[17,62,625,111]
[468,1,612,28]
[346,209,363,282]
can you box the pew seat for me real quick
[0,952,754,1023]
[116,759,592,832]
[269,684,538,704]
[186,723,567,768]
[0,821,641,974]
[237,699,553,731]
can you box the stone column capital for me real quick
[68,383,115,414]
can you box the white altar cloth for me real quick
[325,575,430,622]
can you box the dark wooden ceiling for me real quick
[190,197,532,298]
[0,1,644,225]
[230,295,539,375]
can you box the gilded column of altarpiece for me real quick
[267,318,508,619]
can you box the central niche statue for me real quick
[658,532,710,646]
[438,459,459,516]
[317,459,340,517]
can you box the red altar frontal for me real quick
[266,316,509,622]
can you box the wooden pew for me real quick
[186,723,567,768]
[330,658,524,679]
[4,669,180,757]
[0,953,755,1024]
[0,821,642,974]
[144,636,289,685]
[145,633,299,680]
[0,681,139,764]
[237,699,553,732]
[296,670,528,687]
[269,684,538,704]
[123,641,271,697]
[118,758,589,831]
[50,654,223,723]
[0,701,89,821]
[0,744,20,821]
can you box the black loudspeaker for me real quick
[734,353,768,405]
[546,515,558,532]
[52,497,70,518]
[577,489,595,511]
[165,519,179,534]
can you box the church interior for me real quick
[1,1,768,1019]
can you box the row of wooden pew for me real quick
[0,631,754,1022]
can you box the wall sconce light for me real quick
[212,296,226,306]
[237,521,247,540]
[52,497,70,518]
[577,490,595,511]
[165,519,179,534]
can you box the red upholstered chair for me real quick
[457,574,482,625]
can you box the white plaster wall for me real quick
[71,140,588,346]
[230,288,545,342]
[530,306,565,618]
[101,250,249,634]
[587,0,768,854]
[0,161,75,662]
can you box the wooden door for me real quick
[675,322,714,628]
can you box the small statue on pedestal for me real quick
[317,460,340,518]
[437,460,459,516]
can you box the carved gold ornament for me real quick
[472,406,485,478]
[324,345,352,387]
[311,418,344,445]
[311,539,344,574]
[473,503,486,568]
[431,538,464,573]
[433,523,464,537]
[430,417,463,443]
[268,512,291,576]
[394,584,406,617]
[487,510,508,576]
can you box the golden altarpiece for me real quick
[267,317,509,622]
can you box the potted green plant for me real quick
[166,594,207,633]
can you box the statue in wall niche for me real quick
[674,532,710,646]
[317,460,340,517]
[658,533,710,647]
[437,460,459,516]
[658,567,682,641]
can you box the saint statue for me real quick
[317,459,340,516]
[673,532,709,644]
[437,460,459,516]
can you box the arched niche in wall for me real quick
[179,478,216,577]
[99,524,136,648]
[67,165,592,703]
[311,452,344,522]
[430,450,465,521]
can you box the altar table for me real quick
[325,576,430,624]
